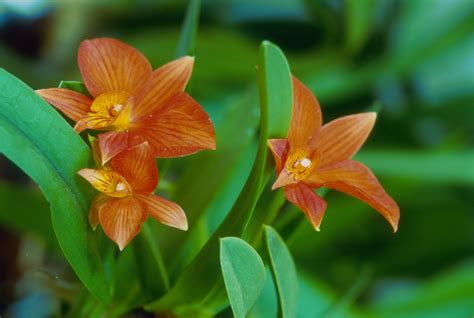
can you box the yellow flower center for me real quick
[76,92,133,132]
[285,148,321,181]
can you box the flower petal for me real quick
[272,168,296,190]
[130,92,216,158]
[78,38,152,97]
[109,142,158,194]
[267,138,289,174]
[133,56,194,119]
[78,168,131,198]
[284,184,327,231]
[89,194,111,230]
[312,113,376,168]
[136,194,188,231]
[315,160,399,231]
[98,131,130,164]
[88,135,103,167]
[36,88,92,121]
[98,196,148,250]
[288,76,322,150]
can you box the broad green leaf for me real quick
[176,0,200,57]
[264,225,298,318]
[356,150,474,185]
[145,41,293,312]
[260,40,293,138]
[0,69,112,301]
[220,237,266,318]
[59,80,90,96]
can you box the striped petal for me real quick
[98,196,148,250]
[78,38,152,97]
[137,194,188,231]
[284,184,327,231]
[109,142,158,194]
[315,160,399,232]
[312,112,376,168]
[77,168,131,198]
[133,56,194,119]
[267,138,289,174]
[131,92,216,158]
[288,76,322,150]
[89,193,111,229]
[36,88,92,121]
[98,131,130,165]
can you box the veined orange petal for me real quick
[136,194,188,231]
[130,92,216,158]
[315,160,399,232]
[109,142,158,194]
[272,168,296,190]
[98,131,129,164]
[267,138,289,175]
[78,38,152,97]
[284,184,327,231]
[133,56,194,119]
[288,76,322,150]
[36,88,92,121]
[78,168,131,198]
[98,196,148,250]
[89,193,111,230]
[312,113,376,168]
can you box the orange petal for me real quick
[136,194,188,231]
[272,168,297,190]
[288,76,322,150]
[98,131,130,164]
[130,92,216,158]
[267,138,289,174]
[78,38,152,97]
[316,160,399,232]
[78,168,131,198]
[312,113,376,168]
[284,184,327,231]
[109,142,158,194]
[36,88,92,121]
[89,194,111,230]
[98,196,148,250]
[133,56,194,119]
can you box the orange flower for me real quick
[78,139,187,250]
[268,77,400,232]
[37,38,215,163]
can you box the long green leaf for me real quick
[0,69,112,301]
[220,237,266,318]
[145,41,292,312]
[176,0,200,57]
[264,225,298,318]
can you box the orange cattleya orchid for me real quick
[269,76,400,232]
[37,37,215,163]
[78,138,187,250]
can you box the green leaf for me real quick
[145,41,293,312]
[220,237,266,318]
[0,69,112,301]
[259,40,293,138]
[264,225,298,318]
[176,0,200,57]
[59,80,90,96]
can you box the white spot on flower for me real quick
[300,158,311,168]
[115,182,126,191]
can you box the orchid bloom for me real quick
[268,77,400,232]
[37,38,215,164]
[78,139,187,250]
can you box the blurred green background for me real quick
[0,0,473,317]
